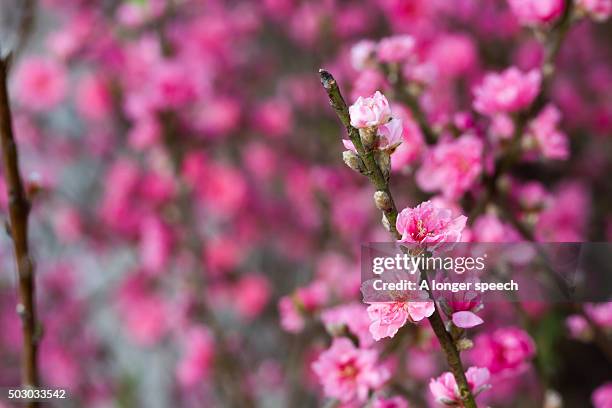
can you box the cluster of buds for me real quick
[342,91,403,179]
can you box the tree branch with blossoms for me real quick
[0,56,39,404]
[319,69,479,408]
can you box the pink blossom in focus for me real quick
[416,134,483,199]
[176,327,214,388]
[508,0,565,25]
[343,118,404,152]
[471,327,536,376]
[473,67,541,115]
[429,366,490,405]
[311,338,389,403]
[592,382,612,408]
[452,311,484,329]
[349,91,392,128]
[377,35,416,63]
[396,200,467,246]
[528,104,569,160]
[366,302,408,341]
[15,57,67,111]
[577,0,612,21]
[367,294,435,341]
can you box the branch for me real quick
[380,64,437,145]
[319,69,478,408]
[473,0,575,225]
[160,113,255,408]
[0,57,39,403]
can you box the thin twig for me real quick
[380,64,437,145]
[319,69,478,408]
[0,57,38,405]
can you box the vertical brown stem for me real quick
[0,57,38,405]
[319,69,477,408]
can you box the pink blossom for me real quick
[234,274,271,320]
[253,98,294,138]
[396,201,467,246]
[312,338,389,403]
[584,302,612,329]
[194,96,241,138]
[372,396,409,408]
[473,67,541,115]
[577,0,612,21]
[278,296,304,333]
[351,40,377,70]
[416,134,483,198]
[529,105,569,160]
[491,114,515,139]
[351,69,385,102]
[452,311,484,329]
[76,74,112,121]
[508,0,565,25]
[377,35,416,63]
[343,118,403,152]
[138,216,172,275]
[116,278,169,346]
[128,117,161,150]
[176,327,214,388]
[429,366,490,405]
[366,302,408,341]
[592,382,612,408]
[151,61,198,109]
[349,91,392,128]
[427,34,477,78]
[14,57,67,111]
[471,214,520,242]
[321,303,374,347]
[391,105,425,170]
[566,314,592,340]
[367,295,435,341]
[471,327,536,376]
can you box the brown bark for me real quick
[0,56,38,407]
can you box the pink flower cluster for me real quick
[349,91,392,128]
[508,0,565,25]
[471,327,536,376]
[416,135,484,198]
[312,338,390,404]
[366,295,435,341]
[473,67,541,115]
[429,366,490,405]
[396,201,467,246]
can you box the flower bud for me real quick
[342,150,365,174]
[375,151,391,181]
[359,127,377,149]
[374,191,392,211]
[381,213,391,232]
[455,337,474,351]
